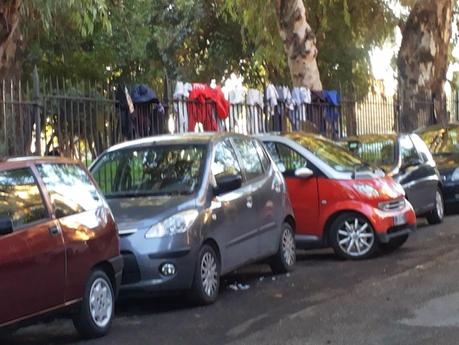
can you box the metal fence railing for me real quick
[1,71,459,164]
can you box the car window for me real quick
[410,134,434,163]
[399,136,419,165]
[253,140,271,171]
[37,163,102,218]
[232,138,264,181]
[92,145,206,198]
[418,126,459,154]
[291,135,362,173]
[212,140,242,180]
[346,138,396,168]
[0,168,48,228]
[264,142,307,176]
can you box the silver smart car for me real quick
[90,133,295,304]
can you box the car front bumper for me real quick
[443,182,459,210]
[118,232,199,296]
[376,223,416,243]
[369,201,417,244]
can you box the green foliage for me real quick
[223,0,397,94]
[19,0,397,96]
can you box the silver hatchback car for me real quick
[90,133,296,304]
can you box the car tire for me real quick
[73,270,114,339]
[270,223,296,274]
[329,212,379,260]
[426,188,444,225]
[189,244,220,305]
[379,234,409,253]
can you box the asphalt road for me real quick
[4,213,459,345]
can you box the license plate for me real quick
[393,214,406,226]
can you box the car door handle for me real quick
[246,196,253,209]
[49,225,61,236]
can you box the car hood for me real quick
[107,195,196,231]
[433,153,459,172]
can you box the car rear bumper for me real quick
[108,255,124,297]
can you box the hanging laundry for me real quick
[116,85,136,139]
[324,90,340,121]
[291,87,313,130]
[130,84,166,137]
[246,89,264,133]
[173,81,193,133]
[277,86,296,131]
[266,84,282,131]
[187,83,229,132]
[228,83,246,133]
[324,90,341,138]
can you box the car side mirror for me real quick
[295,167,314,178]
[0,217,13,236]
[214,174,242,195]
[402,158,422,170]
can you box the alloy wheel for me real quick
[282,228,296,266]
[436,190,444,220]
[337,217,375,257]
[89,278,113,329]
[201,252,218,297]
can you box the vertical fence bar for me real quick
[32,67,41,156]
[2,80,6,153]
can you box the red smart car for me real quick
[0,157,122,338]
[260,133,416,260]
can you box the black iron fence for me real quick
[1,72,459,164]
[0,70,122,165]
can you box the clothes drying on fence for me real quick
[187,83,229,132]
[173,81,193,133]
[324,90,340,121]
[277,86,297,130]
[290,87,312,130]
[266,84,282,131]
[130,84,166,137]
[227,83,247,133]
[246,89,264,133]
[116,85,136,139]
[323,90,340,138]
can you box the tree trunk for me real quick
[397,0,453,131]
[275,0,322,91]
[0,0,22,80]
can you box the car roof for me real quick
[104,132,248,153]
[256,131,327,141]
[342,134,398,142]
[0,156,79,170]
[416,122,459,133]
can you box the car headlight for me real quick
[451,168,459,182]
[145,209,199,239]
[354,184,380,198]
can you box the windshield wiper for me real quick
[106,190,192,198]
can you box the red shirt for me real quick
[187,84,229,131]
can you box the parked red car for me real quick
[260,133,417,260]
[0,157,122,338]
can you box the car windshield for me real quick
[91,144,207,198]
[344,137,396,170]
[290,135,364,173]
[418,126,459,155]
